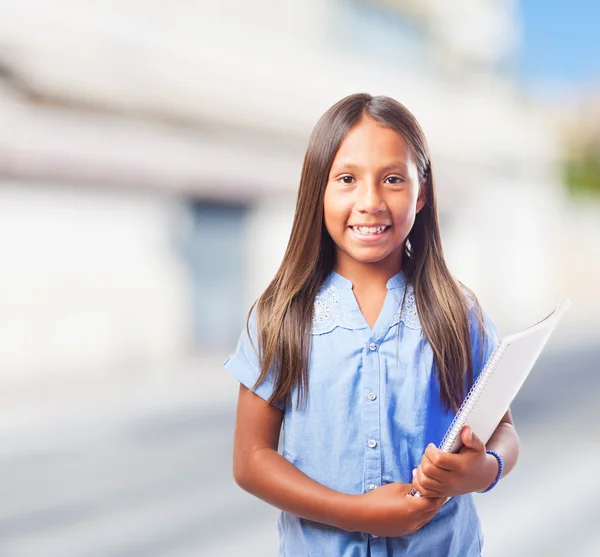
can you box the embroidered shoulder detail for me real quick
[391,285,421,330]
[312,285,342,335]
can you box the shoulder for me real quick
[390,283,421,330]
[312,282,345,335]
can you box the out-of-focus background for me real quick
[1,1,598,556]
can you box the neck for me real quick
[334,252,403,291]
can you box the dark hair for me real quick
[250,93,485,412]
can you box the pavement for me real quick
[0,353,237,456]
[0,336,598,556]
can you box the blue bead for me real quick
[478,449,504,493]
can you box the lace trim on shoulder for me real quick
[312,282,422,333]
[391,285,421,330]
[311,285,342,335]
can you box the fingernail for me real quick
[412,468,417,478]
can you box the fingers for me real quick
[412,464,442,497]
[413,450,458,497]
[423,444,458,472]
[403,489,446,535]
[410,492,444,514]
[420,454,453,483]
[408,497,445,533]
[460,426,486,452]
[415,512,433,526]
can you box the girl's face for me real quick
[324,116,426,276]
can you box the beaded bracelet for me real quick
[478,449,504,493]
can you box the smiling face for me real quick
[323,116,426,278]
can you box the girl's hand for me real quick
[353,482,445,538]
[411,426,499,498]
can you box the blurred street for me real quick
[1,343,598,557]
[1,2,599,556]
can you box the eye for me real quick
[339,175,355,185]
[385,176,404,185]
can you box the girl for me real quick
[224,93,520,556]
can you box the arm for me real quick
[412,409,520,498]
[233,384,445,537]
[233,384,352,529]
[486,408,520,478]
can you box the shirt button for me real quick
[368,392,377,401]
[369,342,377,351]
[368,484,377,491]
[368,439,377,448]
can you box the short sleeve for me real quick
[223,309,285,409]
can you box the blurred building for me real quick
[546,90,600,332]
[0,1,578,381]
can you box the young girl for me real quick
[224,93,520,556]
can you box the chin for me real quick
[345,249,393,265]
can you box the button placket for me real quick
[364,335,382,521]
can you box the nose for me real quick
[355,180,386,214]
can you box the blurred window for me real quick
[182,200,248,350]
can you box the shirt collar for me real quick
[328,270,407,291]
[314,270,419,335]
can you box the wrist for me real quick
[479,449,504,493]
[333,493,363,532]
[483,453,499,484]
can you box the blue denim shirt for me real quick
[224,271,498,557]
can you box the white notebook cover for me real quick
[440,299,572,454]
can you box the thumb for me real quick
[461,426,485,452]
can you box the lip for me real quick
[348,224,392,228]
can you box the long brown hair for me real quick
[250,93,485,412]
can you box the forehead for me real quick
[332,117,413,168]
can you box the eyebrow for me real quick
[331,162,409,173]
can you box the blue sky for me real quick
[517,0,599,87]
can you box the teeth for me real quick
[352,226,388,235]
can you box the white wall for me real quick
[0,183,191,383]
[0,0,589,379]
[244,196,297,308]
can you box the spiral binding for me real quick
[439,341,509,452]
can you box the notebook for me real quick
[410,298,572,499]
[440,298,572,454]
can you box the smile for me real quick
[350,225,390,236]
[348,225,392,243]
